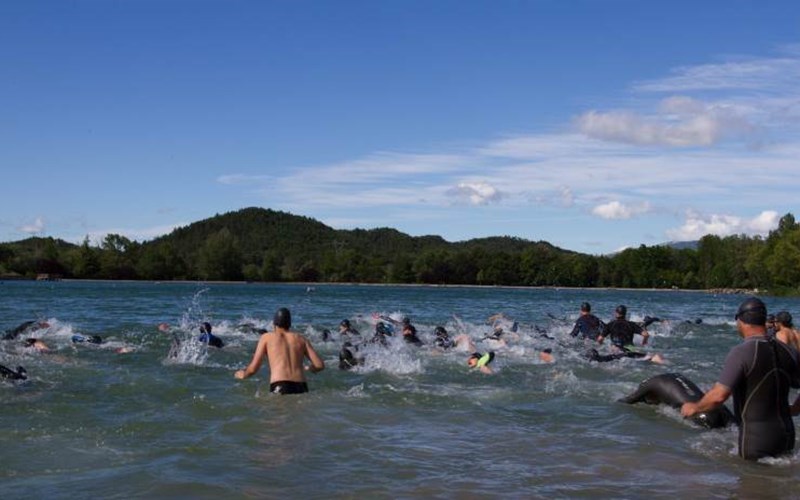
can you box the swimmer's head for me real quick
[615,305,627,318]
[468,352,481,367]
[735,297,767,326]
[200,322,212,334]
[434,326,447,337]
[375,322,389,335]
[402,317,411,326]
[580,302,591,312]
[776,311,793,328]
[340,319,351,329]
[274,307,292,329]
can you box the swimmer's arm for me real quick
[790,394,800,416]
[640,329,649,346]
[681,383,730,417]
[235,335,268,379]
[479,365,493,374]
[304,339,325,373]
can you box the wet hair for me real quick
[274,307,292,329]
[340,319,351,328]
[200,322,212,334]
[776,311,793,328]
[434,326,447,336]
[615,305,627,317]
[469,352,481,360]
[580,302,591,312]
[734,297,767,326]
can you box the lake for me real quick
[2,281,800,498]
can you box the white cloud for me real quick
[575,96,754,147]
[447,181,503,205]
[592,201,651,220]
[19,217,45,234]
[665,210,779,241]
[632,54,800,93]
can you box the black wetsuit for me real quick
[718,335,800,460]
[601,319,644,349]
[570,314,604,340]
[3,321,40,340]
[269,381,309,395]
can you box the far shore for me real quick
[2,277,763,295]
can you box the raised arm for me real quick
[235,334,268,379]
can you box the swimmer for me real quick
[72,334,104,345]
[0,364,27,381]
[596,305,665,364]
[682,297,800,460]
[570,302,604,340]
[234,307,324,395]
[434,326,455,349]
[468,351,495,374]
[3,320,50,341]
[774,311,800,352]
[538,348,554,363]
[401,317,423,346]
[24,338,49,352]
[338,319,360,338]
[338,341,364,370]
[198,322,224,348]
[370,321,393,346]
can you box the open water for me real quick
[2,281,800,499]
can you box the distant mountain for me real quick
[662,240,699,250]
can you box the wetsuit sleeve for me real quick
[570,319,581,337]
[632,323,643,335]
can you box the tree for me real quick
[197,228,243,281]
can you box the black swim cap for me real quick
[274,307,292,329]
[776,311,793,328]
[734,297,767,326]
[201,322,212,334]
[434,326,447,336]
[580,302,591,312]
[615,305,627,317]
[340,319,351,328]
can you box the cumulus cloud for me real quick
[592,201,651,220]
[447,181,503,205]
[575,96,753,147]
[665,210,779,240]
[19,217,45,234]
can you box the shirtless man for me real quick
[234,307,324,395]
[775,311,800,353]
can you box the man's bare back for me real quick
[234,308,324,393]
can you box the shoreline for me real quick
[7,277,762,295]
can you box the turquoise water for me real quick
[2,281,800,498]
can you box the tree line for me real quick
[1,208,798,295]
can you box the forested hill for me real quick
[1,207,799,295]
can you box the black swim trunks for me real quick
[270,380,309,395]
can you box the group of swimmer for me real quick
[4,296,800,462]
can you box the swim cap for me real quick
[340,319,351,328]
[734,297,767,326]
[402,317,411,325]
[434,326,447,336]
[615,305,627,317]
[581,302,591,312]
[776,311,793,328]
[274,307,292,329]
[200,322,212,334]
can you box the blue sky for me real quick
[2,1,799,254]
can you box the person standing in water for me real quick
[682,297,800,460]
[234,307,325,394]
